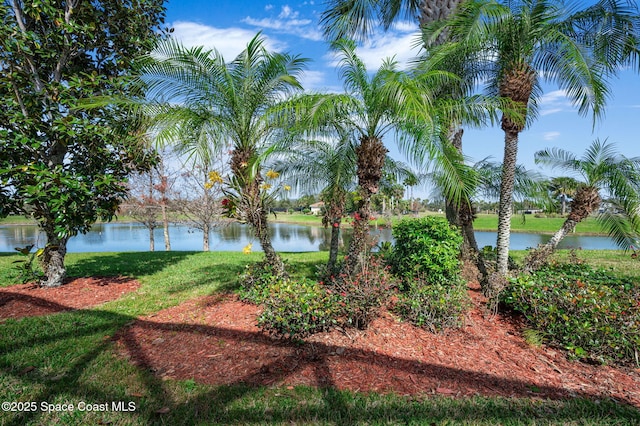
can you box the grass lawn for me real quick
[1,250,639,425]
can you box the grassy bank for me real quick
[1,250,639,425]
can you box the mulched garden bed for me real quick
[2,275,638,407]
[0,277,140,321]
[114,282,640,408]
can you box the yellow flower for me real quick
[283,184,291,191]
[208,171,223,184]
[204,182,213,190]
[265,169,280,179]
[260,183,272,190]
[242,243,252,255]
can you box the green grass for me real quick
[1,250,638,425]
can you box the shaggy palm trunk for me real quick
[525,186,601,272]
[40,233,69,287]
[419,0,465,43]
[328,217,342,274]
[231,147,286,277]
[343,136,387,276]
[495,64,534,278]
[495,130,519,276]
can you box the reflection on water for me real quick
[0,222,619,253]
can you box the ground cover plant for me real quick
[0,250,639,425]
[502,261,640,366]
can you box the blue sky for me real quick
[164,0,640,198]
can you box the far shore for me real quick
[0,211,611,236]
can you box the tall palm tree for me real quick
[526,139,640,271]
[429,0,640,277]
[136,35,310,276]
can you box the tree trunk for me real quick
[254,209,285,276]
[343,136,387,276]
[203,223,210,251]
[39,234,69,288]
[161,203,171,251]
[496,128,519,276]
[327,218,342,275]
[525,186,601,272]
[149,225,155,251]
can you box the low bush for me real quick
[502,263,640,366]
[394,278,470,332]
[329,255,394,329]
[237,260,283,304]
[257,278,338,340]
[390,217,462,286]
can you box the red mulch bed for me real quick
[0,277,140,321]
[2,275,639,407]
[114,282,640,408]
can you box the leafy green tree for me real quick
[135,35,310,276]
[429,0,640,277]
[526,139,640,271]
[0,0,166,287]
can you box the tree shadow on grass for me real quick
[65,251,198,278]
[1,295,639,425]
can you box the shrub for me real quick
[329,255,394,329]
[257,278,338,340]
[502,263,640,366]
[237,260,283,304]
[390,217,462,285]
[394,278,470,332]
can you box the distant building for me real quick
[309,201,325,215]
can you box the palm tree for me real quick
[429,0,640,277]
[548,176,580,216]
[321,0,466,42]
[525,139,640,271]
[137,34,310,276]
[270,136,417,275]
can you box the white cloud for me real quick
[326,30,422,71]
[242,5,323,41]
[543,131,561,141]
[170,21,286,58]
[265,4,273,11]
[539,89,572,116]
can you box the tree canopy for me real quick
[0,0,167,286]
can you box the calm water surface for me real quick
[0,222,620,253]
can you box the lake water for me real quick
[0,222,620,253]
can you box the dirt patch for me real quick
[0,277,140,320]
[113,281,640,407]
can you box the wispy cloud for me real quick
[326,30,422,71]
[539,90,572,116]
[543,131,561,141]
[242,5,323,41]
[170,21,285,58]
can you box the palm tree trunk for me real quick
[40,233,68,287]
[328,218,342,274]
[525,186,601,272]
[343,136,387,276]
[496,128,519,276]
